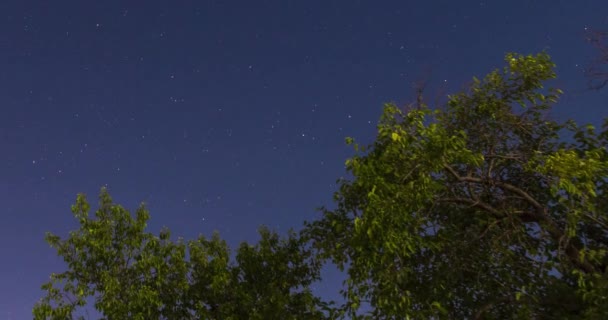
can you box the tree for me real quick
[33,188,333,319]
[586,29,608,90]
[37,52,608,319]
[304,52,608,318]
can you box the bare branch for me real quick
[585,29,608,90]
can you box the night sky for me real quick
[1,1,607,318]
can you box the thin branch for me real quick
[444,164,543,210]
[583,212,608,230]
[438,197,503,218]
[443,163,597,274]
[473,296,513,320]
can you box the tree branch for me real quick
[444,164,543,210]
[443,164,597,274]
[473,296,513,320]
[438,197,503,218]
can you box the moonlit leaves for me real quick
[34,188,330,319]
[304,52,608,318]
[390,132,400,142]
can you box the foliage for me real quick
[304,53,608,318]
[36,52,608,319]
[33,188,333,320]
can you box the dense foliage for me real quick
[305,52,608,318]
[35,53,608,319]
[33,189,332,319]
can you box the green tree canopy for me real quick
[304,52,608,319]
[35,53,608,319]
[33,189,333,319]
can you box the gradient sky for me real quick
[1,1,607,318]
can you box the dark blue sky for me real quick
[1,1,606,318]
